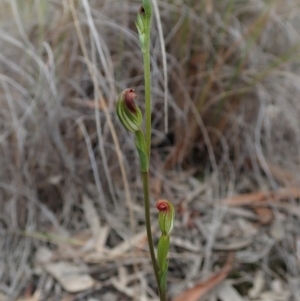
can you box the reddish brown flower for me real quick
[124,88,138,114]
[156,199,169,212]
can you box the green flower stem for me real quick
[143,44,151,160]
[136,2,166,299]
[160,290,167,301]
[143,35,168,301]
[135,130,148,172]
[141,171,160,291]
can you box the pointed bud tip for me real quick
[124,88,138,114]
[139,6,145,14]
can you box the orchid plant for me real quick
[116,1,174,300]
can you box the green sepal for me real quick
[157,234,170,273]
[141,0,152,20]
[136,25,145,52]
[135,130,148,172]
[136,12,145,35]
[157,234,169,293]
[159,260,168,293]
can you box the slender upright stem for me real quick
[160,291,167,301]
[139,3,166,299]
[141,171,160,288]
[143,45,151,160]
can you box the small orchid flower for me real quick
[156,199,175,236]
[116,88,142,133]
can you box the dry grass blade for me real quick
[16,291,41,301]
[110,227,155,257]
[173,253,234,301]
[254,207,273,225]
[217,281,245,301]
[221,188,300,206]
[44,262,95,293]
[221,188,300,224]
[71,97,108,110]
[68,0,135,234]
[82,194,108,252]
[221,192,269,206]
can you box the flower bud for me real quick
[156,199,175,236]
[136,8,146,47]
[136,1,152,51]
[116,88,142,132]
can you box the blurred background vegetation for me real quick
[1,0,300,300]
